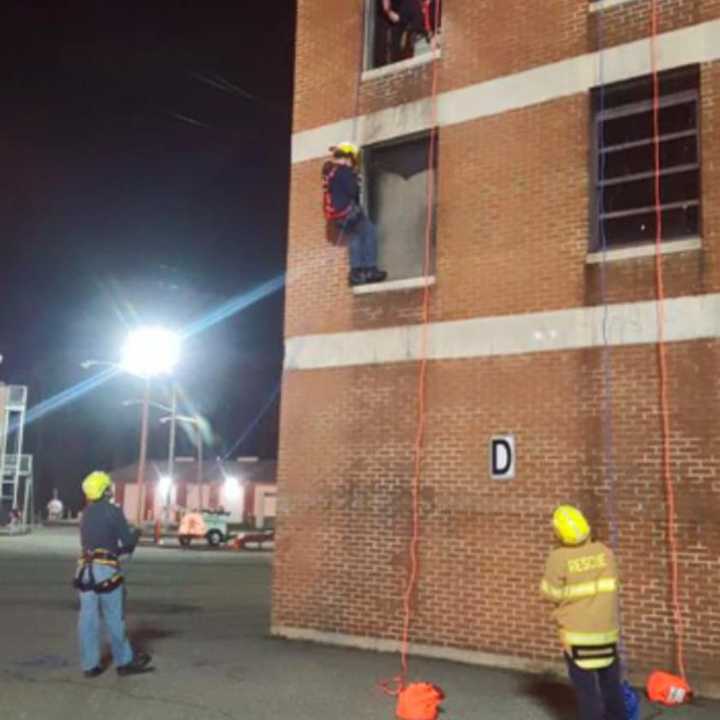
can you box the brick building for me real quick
[273,0,720,696]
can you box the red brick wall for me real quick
[293,1,720,132]
[589,0,720,52]
[278,0,720,693]
[285,62,720,338]
[273,340,720,687]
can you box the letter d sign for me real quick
[490,435,515,480]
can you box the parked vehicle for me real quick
[178,510,231,548]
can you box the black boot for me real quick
[364,267,387,284]
[348,268,367,286]
[83,666,104,678]
[117,652,153,676]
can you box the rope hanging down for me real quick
[649,0,686,682]
[392,3,443,719]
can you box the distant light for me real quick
[223,476,243,503]
[158,475,173,500]
[121,327,180,378]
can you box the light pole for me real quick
[84,326,180,526]
[124,387,178,527]
[159,413,204,508]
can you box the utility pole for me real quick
[165,383,177,526]
[135,378,151,526]
[197,423,204,509]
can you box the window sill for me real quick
[586,237,702,264]
[589,0,642,13]
[352,275,436,296]
[361,48,442,83]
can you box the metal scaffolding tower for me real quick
[0,384,33,531]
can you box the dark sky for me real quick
[0,3,296,510]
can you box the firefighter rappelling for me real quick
[322,142,387,287]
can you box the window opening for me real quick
[366,1,442,71]
[365,133,438,281]
[591,65,700,249]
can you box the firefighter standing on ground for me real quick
[75,471,153,677]
[541,505,627,720]
[322,142,387,287]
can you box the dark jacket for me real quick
[328,164,360,214]
[387,0,439,34]
[80,499,139,555]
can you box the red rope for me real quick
[649,0,686,680]
[398,0,442,685]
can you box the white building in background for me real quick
[109,457,277,528]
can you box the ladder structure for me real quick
[0,384,33,531]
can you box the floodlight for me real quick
[121,326,180,378]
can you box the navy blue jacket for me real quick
[80,499,139,555]
[329,165,360,214]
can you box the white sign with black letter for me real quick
[490,435,515,480]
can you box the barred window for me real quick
[591,66,700,249]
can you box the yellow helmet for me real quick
[82,471,112,501]
[553,505,590,546]
[330,141,360,161]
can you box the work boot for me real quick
[348,268,367,286]
[83,666,104,678]
[117,652,153,676]
[364,267,387,284]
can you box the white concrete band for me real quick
[291,20,720,164]
[589,0,643,13]
[585,237,702,264]
[270,625,720,698]
[284,294,720,370]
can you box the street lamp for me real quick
[159,413,205,509]
[223,475,242,503]
[158,475,173,505]
[120,326,180,378]
[123,392,178,527]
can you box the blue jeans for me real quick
[78,563,134,671]
[339,212,378,270]
[565,655,627,720]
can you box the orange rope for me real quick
[649,0,686,680]
[398,0,442,685]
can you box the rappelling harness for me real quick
[73,549,124,594]
[321,162,353,223]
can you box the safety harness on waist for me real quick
[321,163,353,222]
[73,549,123,594]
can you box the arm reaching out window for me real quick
[383,0,400,23]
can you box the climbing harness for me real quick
[73,549,124,594]
[321,163,352,223]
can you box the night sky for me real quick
[1,3,296,510]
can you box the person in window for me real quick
[321,142,387,287]
[381,0,440,65]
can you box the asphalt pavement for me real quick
[0,528,716,720]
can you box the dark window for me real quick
[591,65,701,249]
[365,133,438,280]
[365,0,441,71]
